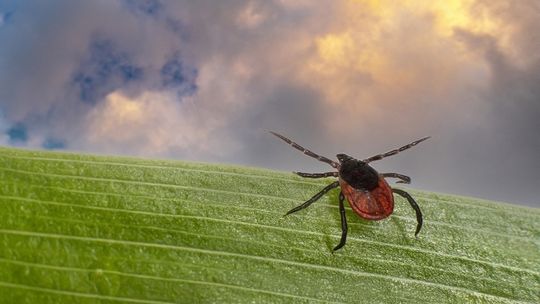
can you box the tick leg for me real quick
[333,191,348,251]
[392,188,423,236]
[294,171,338,178]
[269,131,339,168]
[363,137,430,163]
[381,173,411,184]
[285,181,339,216]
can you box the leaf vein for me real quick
[0,228,533,303]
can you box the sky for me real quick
[0,0,538,207]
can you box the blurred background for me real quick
[0,0,538,207]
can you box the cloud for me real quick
[0,0,196,150]
[0,0,537,206]
[78,90,211,157]
[451,10,540,206]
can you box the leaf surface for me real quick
[0,147,538,303]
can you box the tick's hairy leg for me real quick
[381,173,411,184]
[294,172,338,178]
[269,131,339,168]
[364,137,430,163]
[333,191,348,251]
[285,181,339,216]
[392,188,423,236]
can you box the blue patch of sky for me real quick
[7,122,27,143]
[0,0,17,20]
[123,0,163,17]
[42,137,65,150]
[164,17,192,41]
[161,56,198,97]
[72,39,144,104]
[122,0,190,40]
[0,9,14,27]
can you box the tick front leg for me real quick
[269,131,339,168]
[285,181,339,216]
[363,136,430,163]
[381,173,411,184]
[333,191,348,251]
[392,188,423,236]
[294,172,338,178]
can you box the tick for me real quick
[269,131,430,251]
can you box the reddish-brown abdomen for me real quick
[339,176,394,220]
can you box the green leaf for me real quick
[0,146,538,303]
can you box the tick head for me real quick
[336,153,354,163]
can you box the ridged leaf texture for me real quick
[0,147,538,303]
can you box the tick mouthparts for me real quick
[336,153,354,163]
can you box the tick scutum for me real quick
[338,158,379,190]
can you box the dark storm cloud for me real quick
[447,23,540,206]
[423,0,540,207]
[0,0,537,207]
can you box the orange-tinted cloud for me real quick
[294,0,511,135]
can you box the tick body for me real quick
[270,131,429,251]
